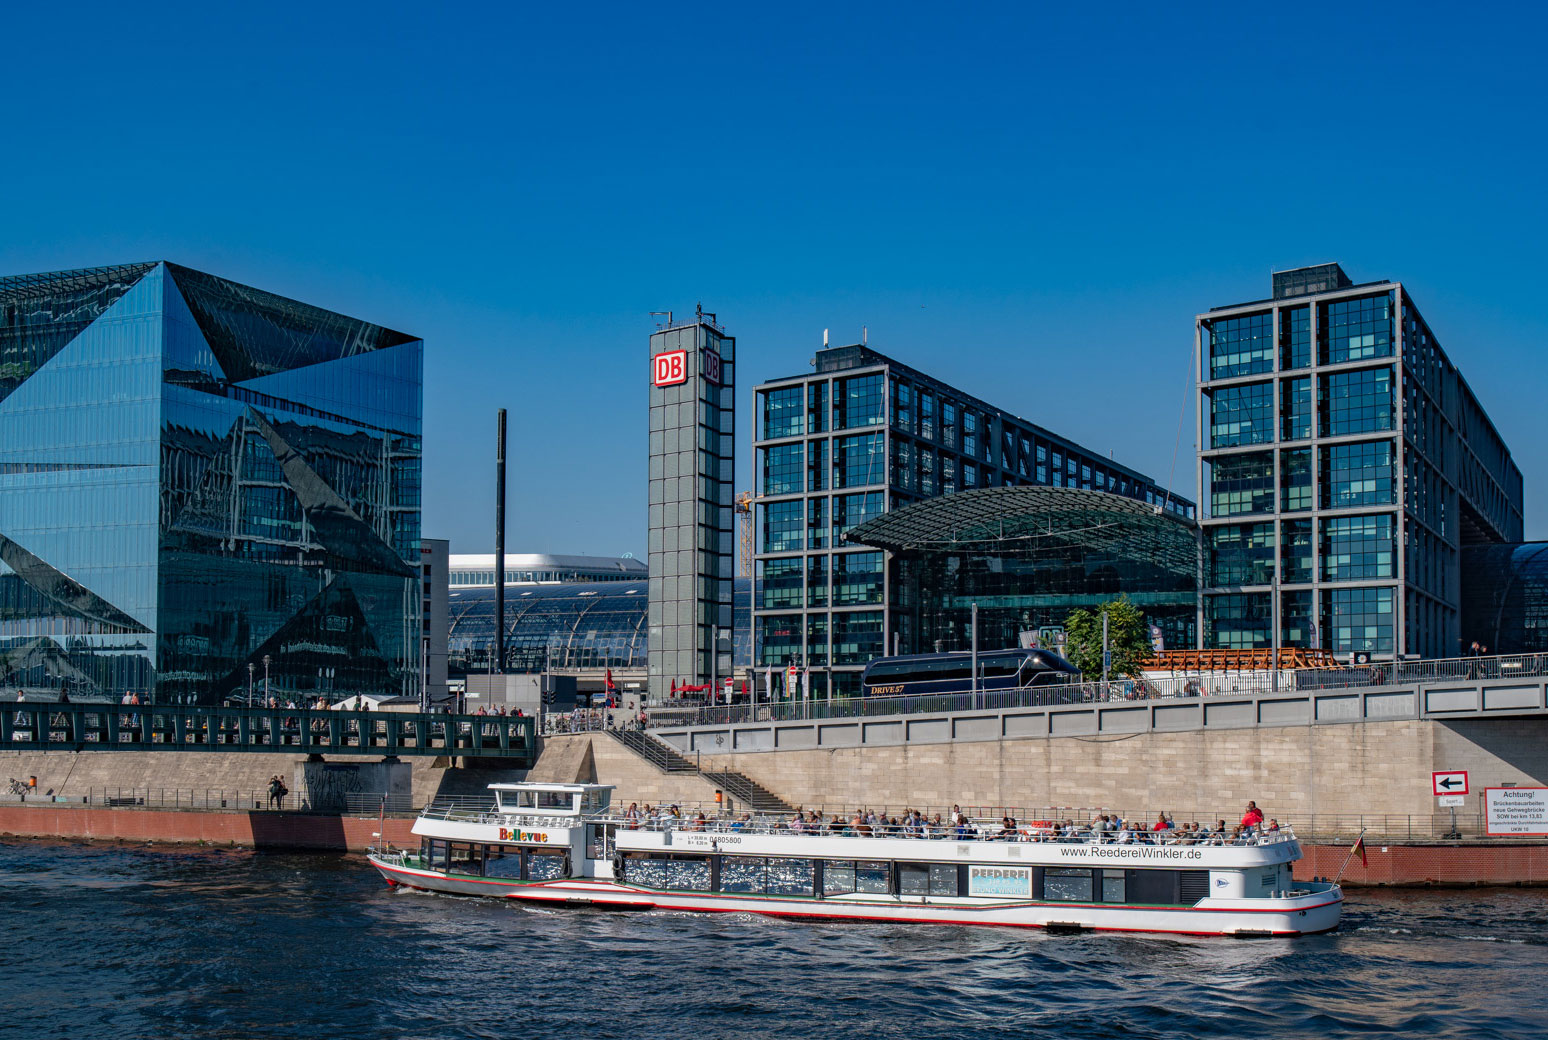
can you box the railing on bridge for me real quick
[0,702,536,762]
[649,651,1548,728]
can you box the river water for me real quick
[1,839,1545,1039]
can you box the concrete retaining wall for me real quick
[676,717,1548,827]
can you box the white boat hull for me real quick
[369,854,1342,937]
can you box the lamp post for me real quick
[263,654,271,703]
[248,662,255,703]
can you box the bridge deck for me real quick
[0,703,535,763]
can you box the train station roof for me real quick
[844,486,1198,571]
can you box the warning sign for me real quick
[1484,788,1548,836]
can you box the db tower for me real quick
[646,308,735,700]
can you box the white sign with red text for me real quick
[652,350,687,387]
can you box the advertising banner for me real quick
[967,865,1033,898]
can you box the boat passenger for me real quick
[689,812,706,832]
[1240,801,1264,835]
[1266,818,1280,833]
[624,802,641,829]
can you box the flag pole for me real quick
[1332,827,1367,885]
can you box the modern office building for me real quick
[846,486,1198,657]
[446,577,753,683]
[647,310,736,695]
[448,552,646,587]
[753,343,1194,698]
[0,262,422,703]
[1197,263,1522,660]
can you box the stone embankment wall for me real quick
[676,717,1548,825]
[532,734,727,808]
[0,749,507,809]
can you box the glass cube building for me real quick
[753,344,1194,698]
[1197,263,1522,659]
[0,262,422,703]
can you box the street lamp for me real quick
[263,654,272,703]
[248,662,255,703]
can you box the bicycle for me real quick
[7,778,31,796]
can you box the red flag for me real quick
[1351,834,1367,866]
[605,668,615,691]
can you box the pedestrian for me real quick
[266,775,282,809]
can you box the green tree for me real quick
[1063,598,1151,679]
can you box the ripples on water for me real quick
[1,840,1545,1040]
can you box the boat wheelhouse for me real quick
[368,783,1342,937]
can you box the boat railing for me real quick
[602,812,1298,848]
[415,803,614,829]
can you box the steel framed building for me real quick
[1196,263,1522,660]
[753,343,1194,698]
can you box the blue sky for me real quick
[4,3,1545,549]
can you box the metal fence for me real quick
[650,651,1548,728]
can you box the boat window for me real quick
[581,790,609,815]
[821,859,890,895]
[766,858,814,896]
[663,856,711,891]
[824,860,856,895]
[1042,867,1094,902]
[930,864,960,897]
[1101,869,1126,903]
[449,843,482,875]
[720,856,767,894]
[855,860,889,894]
[484,845,522,879]
[623,852,667,888]
[528,850,569,880]
[517,792,537,808]
[537,790,574,811]
[898,864,930,896]
[424,839,448,870]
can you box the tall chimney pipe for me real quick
[494,408,507,675]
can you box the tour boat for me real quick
[367,782,1342,938]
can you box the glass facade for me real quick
[1459,543,1548,653]
[446,578,752,676]
[1207,523,1275,587]
[1207,312,1272,379]
[0,262,422,703]
[1321,440,1396,509]
[1209,382,1273,448]
[1320,366,1394,436]
[1207,452,1274,517]
[1319,293,1393,365]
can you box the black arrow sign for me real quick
[1438,776,1463,790]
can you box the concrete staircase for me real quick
[606,730,793,812]
[700,770,793,813]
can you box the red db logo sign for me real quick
[702,350,721,385]
[652,350,687,387]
